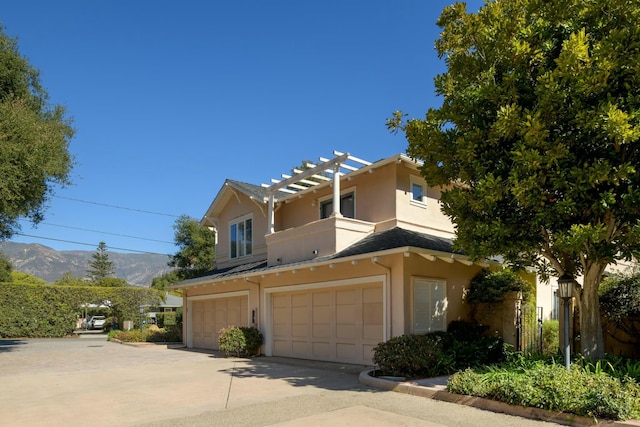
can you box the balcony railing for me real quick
[265,216,375,265]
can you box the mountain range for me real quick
[0,242,174,286]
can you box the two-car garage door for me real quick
[270,282,383,365]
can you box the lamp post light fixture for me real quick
[557,273,574,371]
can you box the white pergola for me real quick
[261,151,371,234]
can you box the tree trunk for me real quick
[578,264,606,359]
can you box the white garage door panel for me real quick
[191,295,248,350]
[271,283,383,365]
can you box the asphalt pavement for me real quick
[0,336,567,427]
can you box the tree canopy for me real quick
[390,0,640,358]
[168,215,215,277]
[152,215,215,290]
[0,252,12,282]
[0,26,75,240]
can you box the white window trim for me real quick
[229,213,253,259]
[411,277,447,334]
[318,187,356,219]
[410,176,427,208]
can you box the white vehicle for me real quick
[87,315,106,330]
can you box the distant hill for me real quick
[0,242,174,286]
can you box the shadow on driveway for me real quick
[169,346,371,391]
[0,339,27,353]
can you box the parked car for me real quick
[87,316,106,330]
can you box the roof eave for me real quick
[170,246,497,290]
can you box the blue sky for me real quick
[2,0,482,256]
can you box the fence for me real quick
[517,305,543,355]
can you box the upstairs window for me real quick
[410,176,427,207]
[230,215,252,259]
[320,191,355,219]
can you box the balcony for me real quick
[265,216,375,266]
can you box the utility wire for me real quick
[53,196,181,218]
[14,233,172,256]
[18,220,174,244]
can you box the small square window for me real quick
[412,183,424,202]
[410,177,426,206]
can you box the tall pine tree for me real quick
[86,241,115,282]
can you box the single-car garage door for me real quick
[191,295,248,350]
[271,283,383,365]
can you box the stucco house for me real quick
[171,151,543,365]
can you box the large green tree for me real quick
[152,215,215,290]
[169,215,215,277]
[390,0,640,358]
[0,27,75,240]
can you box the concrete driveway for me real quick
[0,336,562,427]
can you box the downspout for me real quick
[372,256,391,341]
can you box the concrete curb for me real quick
[359,370,639,427]
[108,338,185,349]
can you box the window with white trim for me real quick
[230,215,252,259]
[412,278,447,333]
[410,176,427,207]
[320,191,355,219]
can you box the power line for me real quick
[14,233,172,256]
[20,221,174,244]
[53,196,181,218]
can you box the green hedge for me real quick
[0,282,162,338]
[156,309,182,329]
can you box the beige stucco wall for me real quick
[275,161,398,230]
[215,190,269,269]
[393,165,455,238]
[400,252,480,334]
[181,250,485,354]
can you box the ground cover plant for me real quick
[447,356,640,421]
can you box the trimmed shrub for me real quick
[373,333,452,378]
[108,326,182,343]
[373,321,507,379]
[218,326,263,357]
[156,310,182,329]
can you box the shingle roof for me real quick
[174,227,462,288]
[331,227,458,259]
[226,180,270,200]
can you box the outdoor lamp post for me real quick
[557,273,574,371]
[139,305,144,333]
